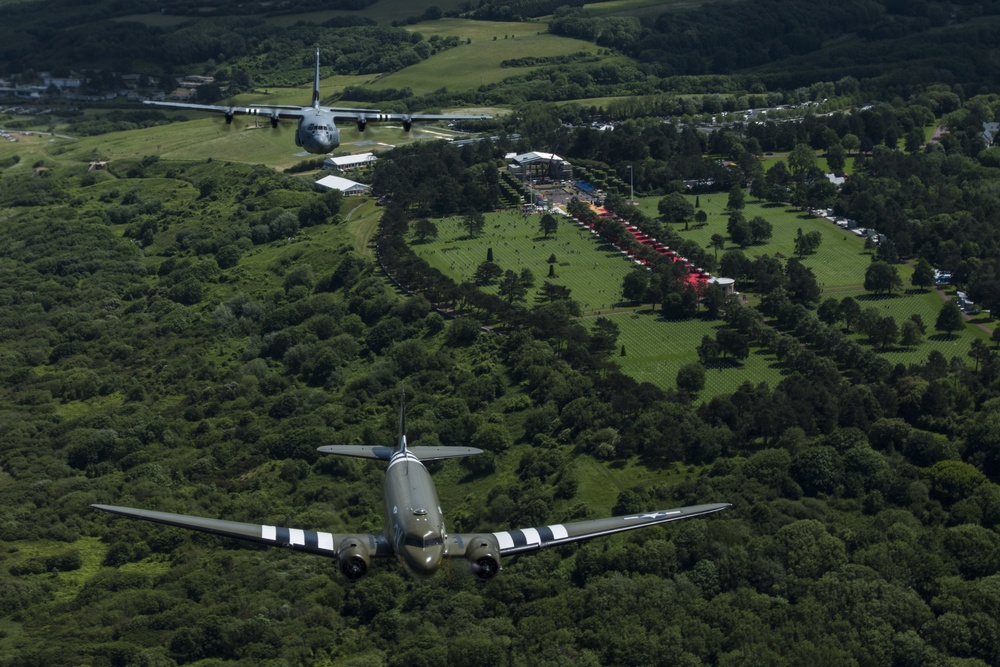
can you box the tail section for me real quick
[312,47,321,108]
[315,386,483,461]
[397,385,407,453]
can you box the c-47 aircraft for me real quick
[142,48,491,154]
[93,395,730,581]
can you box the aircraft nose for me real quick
[402,544,444,578]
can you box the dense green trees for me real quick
[658,192,695,223]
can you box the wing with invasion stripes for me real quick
[91,504,390,559]
[453,503,731,556]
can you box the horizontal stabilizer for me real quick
[408,446,482,460]
[316,445,482,460]
[316,445,394,460]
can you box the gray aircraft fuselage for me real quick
[294,108,342,154]
[383,441,446,577]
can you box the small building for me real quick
[983,122,999,146]
[315,175,370,196]
[323,152,377,171]
[507,151,572,181]
[709,277,736,296]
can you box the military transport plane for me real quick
[142,48,491,154]
[92,397,730,582]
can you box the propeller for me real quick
[356,115,367,132]
[401,116,412,132]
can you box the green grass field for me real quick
[821,284,991,365]
[367,19,607,94]
[636,195,872,289]
[412,208,792,397]
[413,210,635,311]
[606,311,786,395]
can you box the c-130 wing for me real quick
[449,502,731,557]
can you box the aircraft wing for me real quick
[142,100,308,120]
[325,110,491,123]
[91,504,390,558]
[451,503,731,556]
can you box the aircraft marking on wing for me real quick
[262,525,335,551]
[494,524,569,550]
[623,510,682,521]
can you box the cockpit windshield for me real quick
[403,535,443,548]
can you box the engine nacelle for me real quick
[338,537,371,582]
[465,536,501,581]
[357,117,367,132]
[224,112,234,125]
[401,118,412,132]
[270,115,280,129]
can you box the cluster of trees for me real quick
[371,139,506,218]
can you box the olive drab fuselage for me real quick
[383,443,447,578]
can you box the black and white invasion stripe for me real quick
[261,525,335,552]
[493,524,569,551]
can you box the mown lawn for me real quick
[822,284,992,366]
[414,207,789,398]
[635,194,872,289]
[413,210,635,312]
[601,311,786,397]
[369,19,609,94]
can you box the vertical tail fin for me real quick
[312,47,321,108]
[397,385,407,453]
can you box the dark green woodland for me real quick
[3,1,1000,666]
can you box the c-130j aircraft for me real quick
[143,48,491,154]
[93,393,730,582]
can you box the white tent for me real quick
[316,175,370,195]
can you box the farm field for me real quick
[369,19,608,94]
[556,95,633,108]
